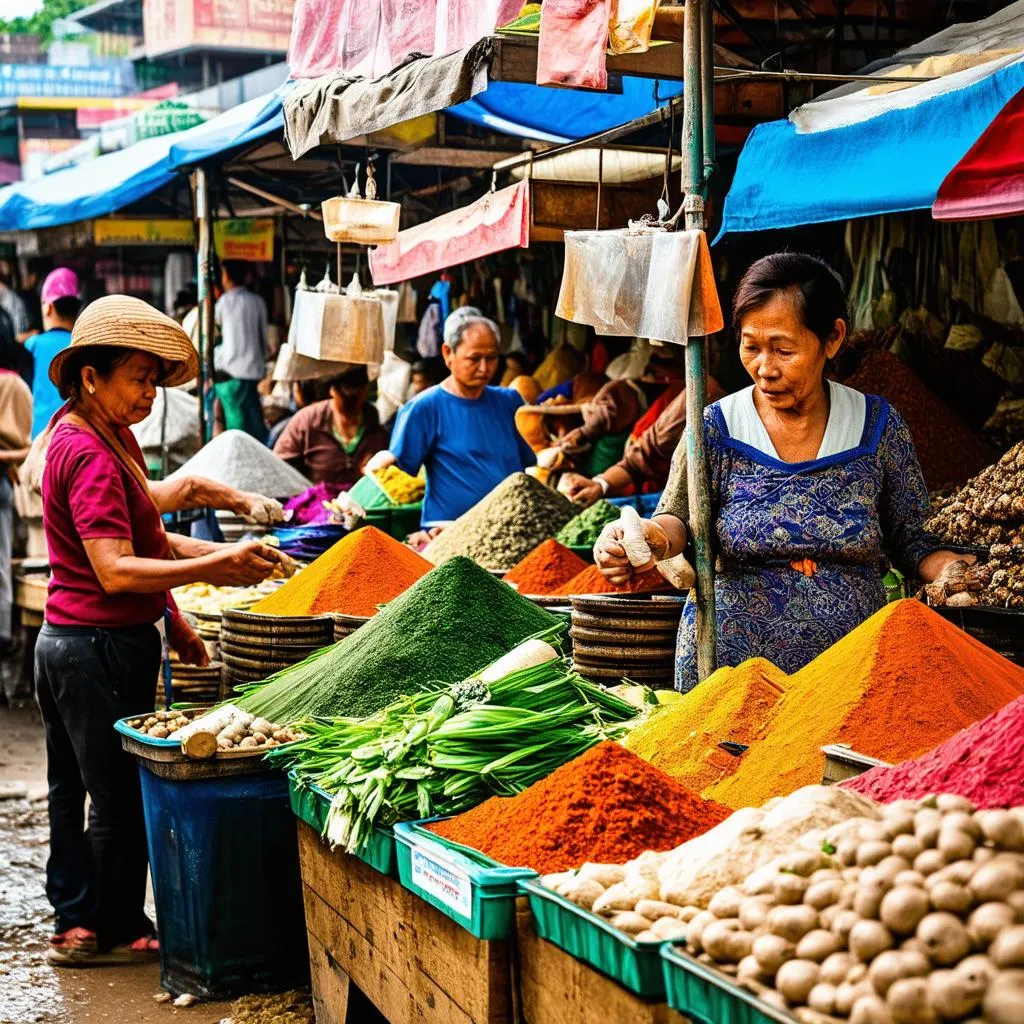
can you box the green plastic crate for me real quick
[286,772,397,877]
[394,820,535,940]
[661,944,796,1024]
[520,878,666,998]
[363,503,422,542]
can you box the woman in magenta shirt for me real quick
[36,296,288,967]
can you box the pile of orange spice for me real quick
[503,539,588,595]
[627,600,1024,809]
[250,526,431,617]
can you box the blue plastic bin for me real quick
[119,718,309,999]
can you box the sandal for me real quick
[49,930,160,968]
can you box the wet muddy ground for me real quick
[0,705,233,1024]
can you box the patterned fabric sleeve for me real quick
[878,405,942,577]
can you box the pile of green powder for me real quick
[237,557,560,721]
[556,500,620,547]
[422,473,577,570]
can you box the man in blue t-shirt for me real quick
[24,268,80,438]
[371,307,536,529]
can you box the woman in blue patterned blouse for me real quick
[595,253,965,692]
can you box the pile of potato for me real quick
[679,795,1024,1023]
[213,714,299,751]
[127,708,202,738]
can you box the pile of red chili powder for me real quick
[841,693,1024,808]
[428,742,731,873]
[503,539,588,595]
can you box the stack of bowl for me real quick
[157,659,224,707]
[569,594,685,689]
[219,608,335,691]
[332,613,370,643]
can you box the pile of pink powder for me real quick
[841,693,1024,807]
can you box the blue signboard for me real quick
[0,63,135,100]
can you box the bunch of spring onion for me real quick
[266,637,641,854]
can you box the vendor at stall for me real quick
[35,296,289,967]
[273,365,388,486]
[562,377,726,504]
[367,307,535,529]
[596,253,966,693]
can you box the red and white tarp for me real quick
[369,181,530,286]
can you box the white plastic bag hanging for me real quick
[556,228,724,344]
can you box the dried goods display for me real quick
[923,545,1024,609]
[843,350,995,492]
[927,442,1024,547]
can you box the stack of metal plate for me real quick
[569,594,685,689]
[219,608,335,689]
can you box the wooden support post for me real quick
[682,0,718,683]
[194,167,216,444]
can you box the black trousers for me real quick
[35,622,160,950]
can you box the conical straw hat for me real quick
[50,294,199,390]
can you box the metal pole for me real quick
[682,0,718,682]
[195,168,216,444]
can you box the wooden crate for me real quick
[515,909,688,1024]
[297,822,512,1024]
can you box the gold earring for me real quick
[87,386,95,394]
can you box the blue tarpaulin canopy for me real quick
[716,57,1024,239]
[449,76,683,144]
[0,73,680,231]
[0,91,286,232]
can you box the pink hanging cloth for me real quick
[369,181,530,286]
[536,0,611,90]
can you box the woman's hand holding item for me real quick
[594,516,670,583]
[203,541,283,586]
[237,492,285,525]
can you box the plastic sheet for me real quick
[609,0,661,54]
[537,0,610,91]
[288,0,515,79]
[435,0,522,57]
[369,180,530,286]
[556,228,724,344]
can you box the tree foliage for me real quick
[0,0,94,46]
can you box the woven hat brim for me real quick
[50,308,200,391]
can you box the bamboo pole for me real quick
[682,0,718,682]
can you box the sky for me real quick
[6,0,43,17]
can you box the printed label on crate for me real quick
[410,847,472,918]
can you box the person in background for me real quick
[0,330,33,657]
[0,263,32,343]
[273,366,388,486]
[214,260,268,441]
[367,307,536,532]
[409,357,446,397]
[562,377,727,505]
[24,269,82,439]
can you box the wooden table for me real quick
[298,822,692,1024]
[298,822,512,1024]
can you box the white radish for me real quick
[475,638,560,683]
[176,704,249,745]
[618,506,653,568]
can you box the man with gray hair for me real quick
[368,307,535,528]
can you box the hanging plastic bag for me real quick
[609,0,661,54]
[435,0,523,56]
[556,228,724,344]
[537,0,610,90]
